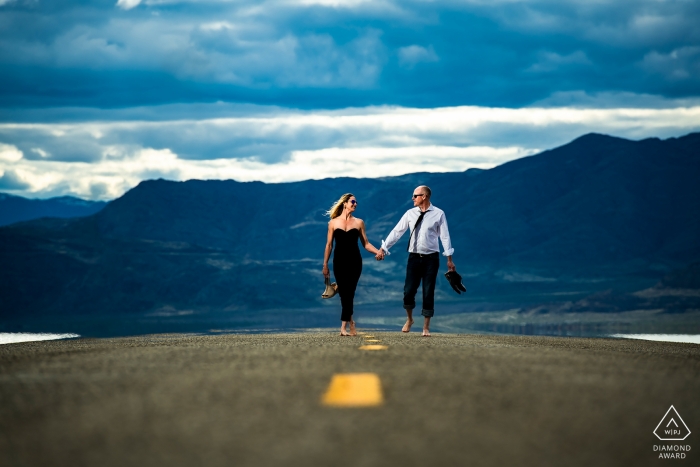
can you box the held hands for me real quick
[375,249,385,261]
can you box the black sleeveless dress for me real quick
[332,228,363,322]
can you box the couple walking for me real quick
[322,186,456,337]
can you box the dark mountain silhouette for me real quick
[0,193,107,227]
[1,132,699,325]
[518,262,700,316]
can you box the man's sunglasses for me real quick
[412,194,424,199]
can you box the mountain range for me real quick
[1,132,699,330]
[0,193,106,227]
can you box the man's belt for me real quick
[408,252,439,258]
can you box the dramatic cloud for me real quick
[116,0,141,10]
[1,1,699,200]
[0,0,699,107]
[1,103,699,200]
[642,47,700,81]
[398,45,438,69]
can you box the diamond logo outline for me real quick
[654,405,691,441]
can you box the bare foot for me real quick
[349,321,357,336]
[422,329,431,337]
[402,319,414,333]
[340,330,351,336]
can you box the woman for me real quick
[323,193,381,336]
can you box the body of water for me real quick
[610,334,700,344]
[0,333,80,345]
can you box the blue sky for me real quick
[1,0,700,199]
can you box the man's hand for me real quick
[447,258,456,272]
[376,249,385,261]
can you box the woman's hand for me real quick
[322,264,330,278]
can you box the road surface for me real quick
[1,332,698,466]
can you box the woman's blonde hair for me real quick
[326,193,355,219]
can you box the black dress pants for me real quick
[403,252,439,317]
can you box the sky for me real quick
[1,0,699,200]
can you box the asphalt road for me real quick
[1,332,698,467]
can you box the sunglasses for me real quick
[412,194,424,199]
[350,200,357,205]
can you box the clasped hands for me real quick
[375,249,385,261]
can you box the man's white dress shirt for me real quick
[381,204,454,256]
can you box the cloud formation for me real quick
[0,0,699,108]
[1,1,699,200]
[398,45,438,69]
[1,103,699,200]
[116,0,141,10]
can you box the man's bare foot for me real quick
[402,319,414,333]
[422,329,431,337]
[349,321,357,336]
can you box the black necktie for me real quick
[407,210,427,252]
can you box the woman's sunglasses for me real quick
[350,200,357,205]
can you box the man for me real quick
[376,185,455,337]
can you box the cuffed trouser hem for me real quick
[403,304,415,310]
[421,309,434,318]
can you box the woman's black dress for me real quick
[332,228,363,322]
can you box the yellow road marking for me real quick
[359,345,388,351]
[321,373,384,407]
[363,335,375,338]
[365,339,381,343]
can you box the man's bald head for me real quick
[417,185,432,199]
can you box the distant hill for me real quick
[0,193,107,227]
[1,132,699,321]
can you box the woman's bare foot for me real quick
[422,328,431,337]
[402,319,414,333]
[340,329,351,336]
[349,320,357,336]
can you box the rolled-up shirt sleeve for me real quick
[438,212,454,256]
[381,212,410,255]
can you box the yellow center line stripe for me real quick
[321,373,384,407]
[359,345,388,351]
[363,335,375,338]
[365,339,381,343]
